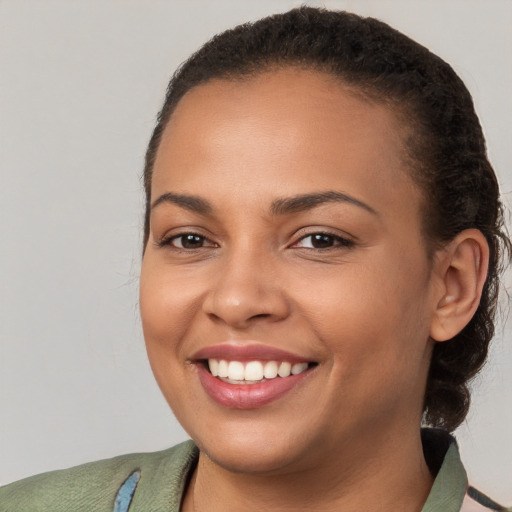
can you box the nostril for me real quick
[250,313,272,320]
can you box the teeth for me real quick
[245,361,264,381]
[291,362,308,375]
[227,361,245,380]
[209,359,219,377]
[278,362,292,377]
[218,360,229,378]
[207,359,310,382]
[263,361,278,379]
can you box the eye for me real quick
[293,232,354,249]
[160,233,217,249]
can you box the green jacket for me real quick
[1,430,509,511]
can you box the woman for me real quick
[1,7,510,512]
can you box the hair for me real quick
[142,7,510,431]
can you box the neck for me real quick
[184,427,434,512]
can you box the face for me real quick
[140,69,440,475]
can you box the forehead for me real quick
[152,68,421,217]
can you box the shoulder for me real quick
[0,440,198,512]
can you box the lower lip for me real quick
[196,364,314,409]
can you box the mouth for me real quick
[206,358,314,384]
[191,345,318,409]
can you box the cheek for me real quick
[297,250,432,368]
[139,260,197,358]
[139,263,199,408]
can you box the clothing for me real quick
[0,441,198,512]
[0,429,508,512]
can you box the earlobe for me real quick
[430,229,489,342]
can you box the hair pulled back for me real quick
[142,7,510,431]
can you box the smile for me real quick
[191,344,318,409]
[208,359,310,383]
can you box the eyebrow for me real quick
[151,192,212,215]
[270,191,378,216]
[151,190,377,217]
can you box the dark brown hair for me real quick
[142,7,510,431]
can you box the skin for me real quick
[139,68,486,511]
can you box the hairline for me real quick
[143,63,438,259]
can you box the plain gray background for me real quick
[1,0,511,502]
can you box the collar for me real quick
[117,430,467,511]
[421,428,468,512]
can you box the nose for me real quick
[202,246,290,329]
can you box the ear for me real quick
[430,229,490,342]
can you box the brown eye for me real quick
[177,234,205,248]
[163,233,216,249]
[310,234,336,248]
[294,233,354,249]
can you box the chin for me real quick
[199,437,308,475]
[185,413,324,476]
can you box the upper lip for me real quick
[190,343,314,364]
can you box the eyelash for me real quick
[291,232,355,250]
[157,232,217,250]
[157,231,355,251]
